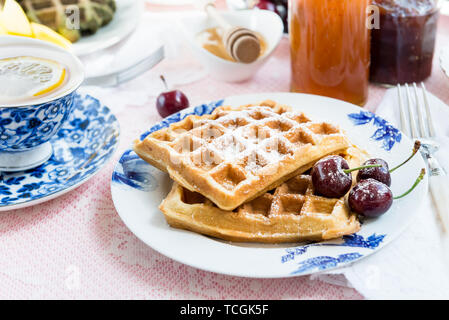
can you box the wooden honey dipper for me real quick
[199,0,261,63]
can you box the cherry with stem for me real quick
[389,140,421,173]
[156,75,190,118]
[349,168,426,218]
[357,140,421,186]
[311,155,381,198]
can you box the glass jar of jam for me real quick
[370,0,439,85]
[289,0,371,106]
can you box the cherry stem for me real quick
[389,140,421,173]
[394,168,426,200]
[343,164,381,174]
[160,75,168,90]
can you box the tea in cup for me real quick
[0,36,84,171]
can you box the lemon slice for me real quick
[0,56,66,103]
[31,23,72,50]
[0,23,7,35]
[0,0,33,37]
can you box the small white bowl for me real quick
[179,9,284,82]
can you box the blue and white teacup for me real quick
[0,36,84,171]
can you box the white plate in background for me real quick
[73,0,144,56]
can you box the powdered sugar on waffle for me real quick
[136,102,351,210]
[187,106,312,175]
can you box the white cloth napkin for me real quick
[316,88,449,299]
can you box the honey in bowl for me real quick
[197,27,268,62]
[0,56,68,105]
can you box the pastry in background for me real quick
[17,0,116,42]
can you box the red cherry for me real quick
[311,155,352,198]
[350,168,425,218]
[357,158,391,186]
[348,179,393,218]
[156,76,190,118]
[255,0,276,12]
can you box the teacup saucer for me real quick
[0,92,120,211]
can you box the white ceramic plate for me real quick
[73,0,143,56]
[111,93,428,278]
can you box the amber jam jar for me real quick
[289,0,371,106]
[370,0,439,85]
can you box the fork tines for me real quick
[397,82,435,139]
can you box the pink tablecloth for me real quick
[1,3,449,300]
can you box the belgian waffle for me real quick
[159,146,367,243]
[134,100,351,210]
[18,0,116,42]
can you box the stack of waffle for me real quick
[134,100,367,243]
[18,0,116,42]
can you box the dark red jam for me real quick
[370,0,439,85]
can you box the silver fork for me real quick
[397,83,449,232]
